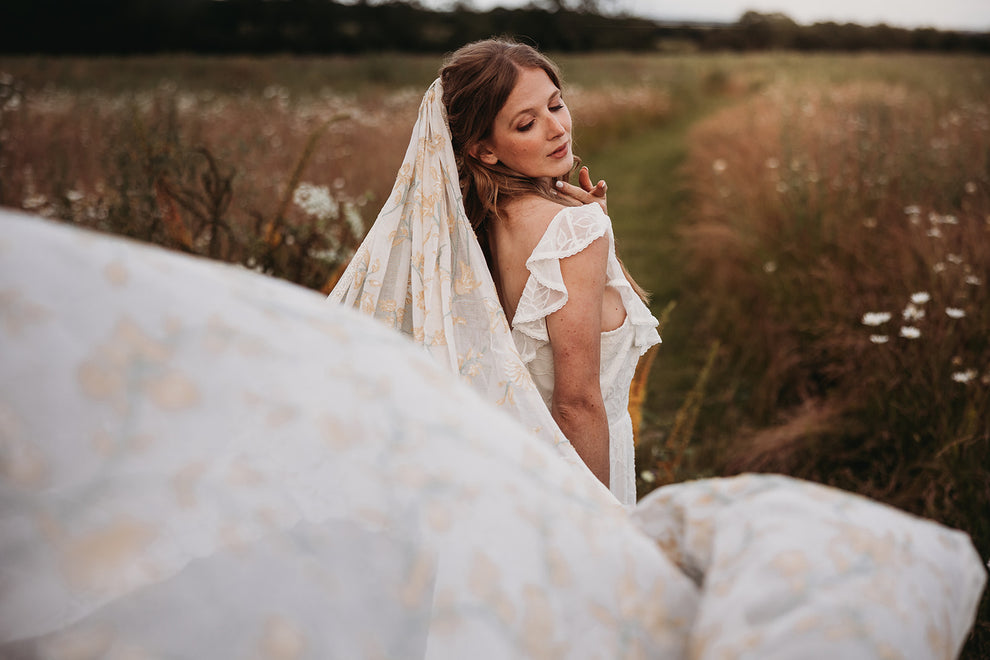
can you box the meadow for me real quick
[1,51,987,653]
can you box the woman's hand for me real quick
[555,166,607,214]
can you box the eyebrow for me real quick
[507,90,562,125]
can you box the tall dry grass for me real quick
[680,80,990,651]
[0,75,424,289]
[0,58,671,290]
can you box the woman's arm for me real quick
[545,233,610,488]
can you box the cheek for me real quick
[503,136,541,160]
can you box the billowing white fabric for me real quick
[0,210,698,657]
[511,203,661,506]
[327,79,613,500]
[1,210,985,658]
[634,475,987,659]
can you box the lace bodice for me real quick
[510,203,661,506]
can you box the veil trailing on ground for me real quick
[328,79,607,495]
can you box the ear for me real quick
[470,142,499,166]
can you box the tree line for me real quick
[3,1,988,55]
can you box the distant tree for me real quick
[0,0,986,55]
[737,11,799,49]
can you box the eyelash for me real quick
[517,103,565,132]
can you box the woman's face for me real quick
[478,66,573,180]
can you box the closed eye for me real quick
[516,100,565,131]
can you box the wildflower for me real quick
[946,254,963,265]
[902,304,925,322]
[965,181,978,194]
[766,157,779,169]
[861,312,892,326]
[964,275,982,286]
[310,247,343,263]
[900,326,921,339]
[343,202,364,238]
[910,292,930,305]
[293,183,338,220]
[65,190,85,203]
[775,182,788,194]
[712,159,727,174]
[870,335,889,344]
[946,307,966,319]
[951,369,977,384]
[763,261,777,274]
[640,470,656,484]
[933,263,946,274]
[926,227,942,238]
[903,204,921,216]
[22,194,46,210]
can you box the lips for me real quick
[549,142,570,159]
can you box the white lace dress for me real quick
[510,203,661,506]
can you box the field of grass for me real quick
[2,51,988,654]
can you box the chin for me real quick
[551,159,574,179]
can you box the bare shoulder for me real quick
[501,195,569,245]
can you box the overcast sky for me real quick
[443,0,990,32]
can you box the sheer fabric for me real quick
[1,210,984,659]
[511,203,661,506]
[328,79,611,498]
[0,210,697,657]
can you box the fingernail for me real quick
[555,180,563,188]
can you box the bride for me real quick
[331,39,661,506]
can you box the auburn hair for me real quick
[439,39,580,252]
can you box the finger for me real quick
[578,166,593,192]
[556,180,608,213]
[556,180,595,201]
[593,180,607,197]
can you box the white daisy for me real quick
[861,312,892,326]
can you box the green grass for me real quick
[585,103,717,443]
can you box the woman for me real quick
[442,40,661,497]
[331,39,660,506]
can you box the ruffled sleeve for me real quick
[511,203,661,365]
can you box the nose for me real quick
[546,113,565,139]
